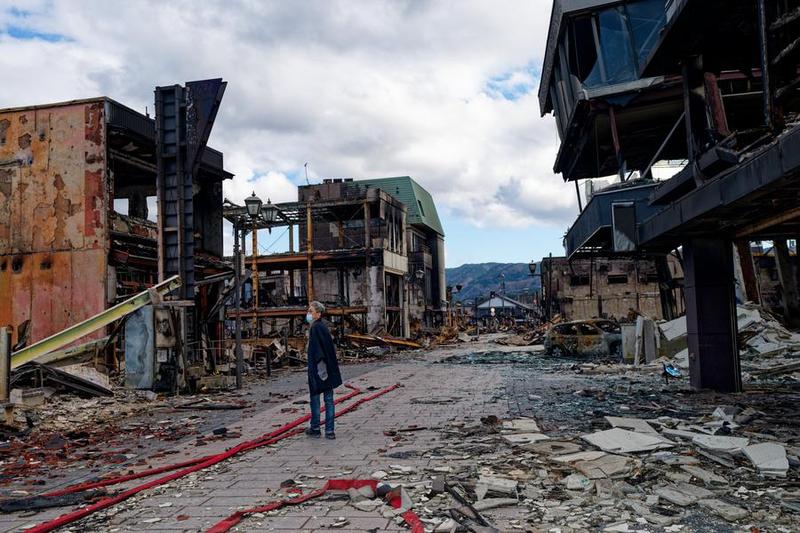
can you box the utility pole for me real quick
[474,296,480,340]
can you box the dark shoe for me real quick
[305,428,321,438]
[325,432,336,440]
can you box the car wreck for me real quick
[544,319,622,357]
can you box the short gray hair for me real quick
[309,301,326,314]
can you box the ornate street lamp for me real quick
[262,198,277,223]
[245,191,262,218]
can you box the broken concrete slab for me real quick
[502,432,549,445]
[575,454,641,479]
[651,451,700,466]
[430,476,446,495]
[691,434,749,453]
[476,475,518,496]
[347,485,376,502]
[9,388,46,407]
[655,482,714,506]
[603,523,636,532]
[582,428,674,453]
[680,465,727,486]
[562,472,593,491]
[662,428,705,440]
[659,315,687,342]
[552,450,607,463]
[351,499,382,512]
[711,405,738,423]
[473,498,519,511]
[605,416,659,435]
[434,518,459,532]
[524,440,583,456]
[743,442,789,477]
[502,418,540,433]
[698,498,749,521]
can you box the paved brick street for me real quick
[1,345,508,532]
[3,341,800,533]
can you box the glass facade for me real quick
[551,0,667,133]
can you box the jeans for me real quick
[310,389,335,434]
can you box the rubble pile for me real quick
[356,406,800,532]
[0,389,253,492]
[658,304,800,381]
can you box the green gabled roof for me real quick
[356,176,444,236]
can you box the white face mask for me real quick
[305,313,314,324]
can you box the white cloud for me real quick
[0,0,575,241]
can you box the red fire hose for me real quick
[206,478,424,533]
[42,385,364,498]
[25,383,400,533]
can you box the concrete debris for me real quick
[434,518,459,532]
[502,418,540,433]
[659,315,687,342]
[473,498,519,511]
[502,432,550,445]
[654,482,714,506]
[602,523,637,532]
[711,405,738,423]
[743,442,789,477]
[562,472,593,491]
[551,450,607,463]
[604,416,659,435]
[679,465,727,486]
[582,428,674,453]
[525,440,583,456]
[574,454,641,479]
[691,434,749,453]
[476,475,518,497]
[371,470,389,480]
[698,498,749,521]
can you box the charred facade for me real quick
[1,92,232,380]
[540,0,800,392]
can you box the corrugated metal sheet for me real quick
[0,102,108,346]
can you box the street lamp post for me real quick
[233,192,278,389]
[245,192,263,344]
[233,221,244,389]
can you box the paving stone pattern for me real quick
[1,359,506,532]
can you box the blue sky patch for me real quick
[3,24,69,42]
[484,61,541,101]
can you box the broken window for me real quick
[626,0,666,69]
[608,274,629,284]
[563,0,666,89]
[569,16,598,84]
[596,6,637,85]
[114,198,129,216]
[570,274,591,286]
[595,320,621,334]
[553,324,578,335]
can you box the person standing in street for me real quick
[305,301,342,439]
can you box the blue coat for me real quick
[307,320,342,394]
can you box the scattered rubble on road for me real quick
[351,404,800,532]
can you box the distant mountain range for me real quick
[446,262,541,303]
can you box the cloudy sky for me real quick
[0,0,577,267]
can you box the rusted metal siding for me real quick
[0,101,108,345]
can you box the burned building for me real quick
[540,0,800,391]
[224,176,445,340]
[1,82,232,384]
[540,254,684,321]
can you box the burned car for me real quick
[544,319,622,357]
